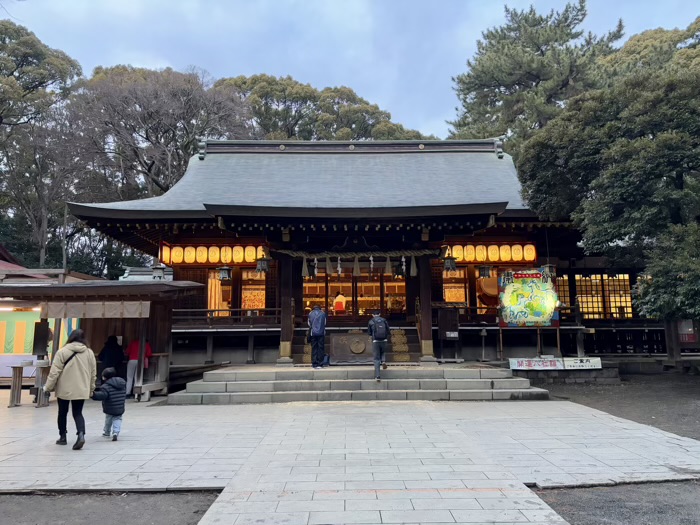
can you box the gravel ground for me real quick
[539,372,700,525]
[0,491,219,525]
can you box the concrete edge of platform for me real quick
[0,485,227,495]
[534,473,700,490]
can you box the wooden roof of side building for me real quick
[69,139,529,221]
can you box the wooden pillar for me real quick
[205,334,214,364]
[134,318,147,396]
[418,256,436,362]
[247,334,256,364]
[277,255,294,366]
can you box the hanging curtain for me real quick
[325,257,334,275]
[384,256,392,275]
[410,256,418,277]
[353,256,361,277]
[207,270,226,316]
[301,256,309,278]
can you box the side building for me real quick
[69,139,665,365]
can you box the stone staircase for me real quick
[292,328,422,364]
[168,366,549,404]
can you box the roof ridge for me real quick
[197,139,504,159]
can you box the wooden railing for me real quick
[173,308,282,328]
[429,303,655,326]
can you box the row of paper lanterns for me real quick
[448,244,537,263]
[162,245,265,265]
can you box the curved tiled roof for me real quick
[70,139,527,220]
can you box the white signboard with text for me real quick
[563,357,602,369]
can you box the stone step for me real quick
[186,377,531,393]
[169,387,549,404]
[203,367,514,382]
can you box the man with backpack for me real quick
[368,311,390,381]
[307,305,327,369]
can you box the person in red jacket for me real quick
[125,339,152,397]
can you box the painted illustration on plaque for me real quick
[498,268,559,327]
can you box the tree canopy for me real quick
[516,16,700,319]
[450,0,622,159]
[636,224,700,321]
[219,74,426,141]
[0,21,81,130]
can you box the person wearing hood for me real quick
[44,329,97,450]
[92,367,127,441]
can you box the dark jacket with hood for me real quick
[92,376,127,416]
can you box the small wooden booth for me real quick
[0,280,203,402]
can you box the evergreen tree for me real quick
[450,0,622,159]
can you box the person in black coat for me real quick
[92,367,126,441]
[98,336,125,380]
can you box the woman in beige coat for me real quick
[44,329,97,450]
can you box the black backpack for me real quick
[373,318,388,340]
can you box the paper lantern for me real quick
[244,246,257,263]
[465,245,476,262]
[171,246,184,264]
[161,245,171,265]
[524,244,537,262]
[257,246,265,259]
[511,245,523,262]
[475,245,487,262]
[196,246,208,263]
[184,246,196,264]
[233,246,244,263]
[208,246,220,264]
[499,245,511,262]
[220,246,232,264]
[487,245,500,262]
[452,245,464,262]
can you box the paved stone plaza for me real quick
[2,389,700,524]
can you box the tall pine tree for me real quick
[450,0,622,159]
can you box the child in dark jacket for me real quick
[92,367,126,441]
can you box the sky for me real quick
[2,0,698,138]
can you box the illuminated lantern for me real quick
[452,245,464,262]
[184,246,196,264]
[475,245,487,262]
[196,246,208,263]
[511,245,523,262]
[233,246,244,263]
[257,246,265,259]
[499,245,511,262]
[220,246,232,264]
[161,245,171,265]
[208,246,220,264]
[171,246,184,264]
[244,246,256,263]
[487,245,500,262]
[524,244,537,262]
[465,245,476,262]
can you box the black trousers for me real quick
[311,335,325,367]
[57,398,85,435]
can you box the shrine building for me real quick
[69,139,665,366]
